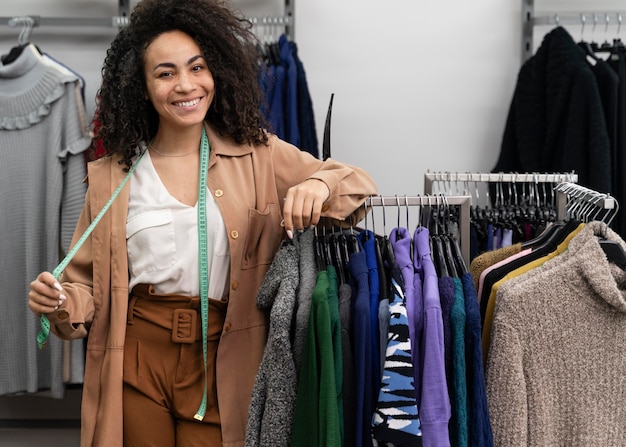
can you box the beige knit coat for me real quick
[486,221,626,446]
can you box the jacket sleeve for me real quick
[46,191,96,340]
[268,135,378,222]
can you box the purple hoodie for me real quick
[413,226,452,447]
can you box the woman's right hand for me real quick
[28,272,66,316]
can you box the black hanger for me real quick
[447,234,468,276]
[578,40,600,61]
[313,227,326,273]
[1,43,29,65]
[376,235,393,299]
[599,238,626,268]
[430,235,449,278]
[328,231,347,284]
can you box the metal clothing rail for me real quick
[366,194,472,267]
[522,0,626,61]
[0,15,130,29]
[1,0,295,40]
[423,171,578,190]
[424,171,579,221]
[554,182,618,225]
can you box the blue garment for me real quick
[438,276,455,381]
[269,61,286,139]
[259,63,275,123]
[372,278,422,446]
[289,40,318,158]
[279,34,300,148]
[460,273,494,447]
[358,230,381,400]
[347,249,374,447]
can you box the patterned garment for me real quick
[372,278,423,446]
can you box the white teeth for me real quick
[175,98,200,107]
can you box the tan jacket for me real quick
[46,125,377,447]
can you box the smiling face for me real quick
[143,30,215,132]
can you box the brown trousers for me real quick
[123,284,227,446]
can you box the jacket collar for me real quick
[205,123,255,158]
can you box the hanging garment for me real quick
[449,278,468,447]
[246,238,300,447]
[0,43,90,397]
[492,26,611,195]
[258,34,318,158]
[291,268,341,447]
[347,243,375,447]
[486,221,626,445]
[481,223,584,364]
[371,276,422,446]
[459,274,494,447]
[292,228,318,372]
[411,227,451,447]
[358,229,382,401]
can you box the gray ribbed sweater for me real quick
[486,221,626,446]
[0,44,91,397]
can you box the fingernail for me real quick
[54,305,59,311]
[286,230,293,239]
[59,294,67,301]
[53,283,62,291]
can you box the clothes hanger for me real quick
[439,195,467,276]
[2,16,36,65]
[313,226,327,273]
[587,191,626,268]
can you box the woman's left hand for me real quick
[283,179,330,239]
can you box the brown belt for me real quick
[128,284,202,344]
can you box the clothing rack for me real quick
[424,171,579,221]
[554,181,618,225]
[365,194,472,267]
[522,0,626,61]
[1,0,295,40]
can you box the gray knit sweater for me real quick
[486,221,626,446]
[0,44,90,397]
[245,235,301,447]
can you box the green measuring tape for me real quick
[37,149,146,350]
[194,126,211,420]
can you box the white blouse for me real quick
[126,150,230,299]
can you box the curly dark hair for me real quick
[95,0,269,169]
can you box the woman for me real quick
[27,0,377,446]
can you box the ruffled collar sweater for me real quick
[0,43,80,130]
[0,43,90,398]
[486,221,626,446]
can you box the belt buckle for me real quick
[172,309,197,343]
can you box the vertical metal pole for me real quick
[522,0,534,63]
[119,0,131,17]
[284,0,294,40]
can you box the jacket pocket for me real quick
[242,203,282,269]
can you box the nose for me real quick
[175,72,194,92]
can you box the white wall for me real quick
[3,0,626,197]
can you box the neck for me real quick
[149,124,206,157]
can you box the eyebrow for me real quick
[152,54,204,72]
